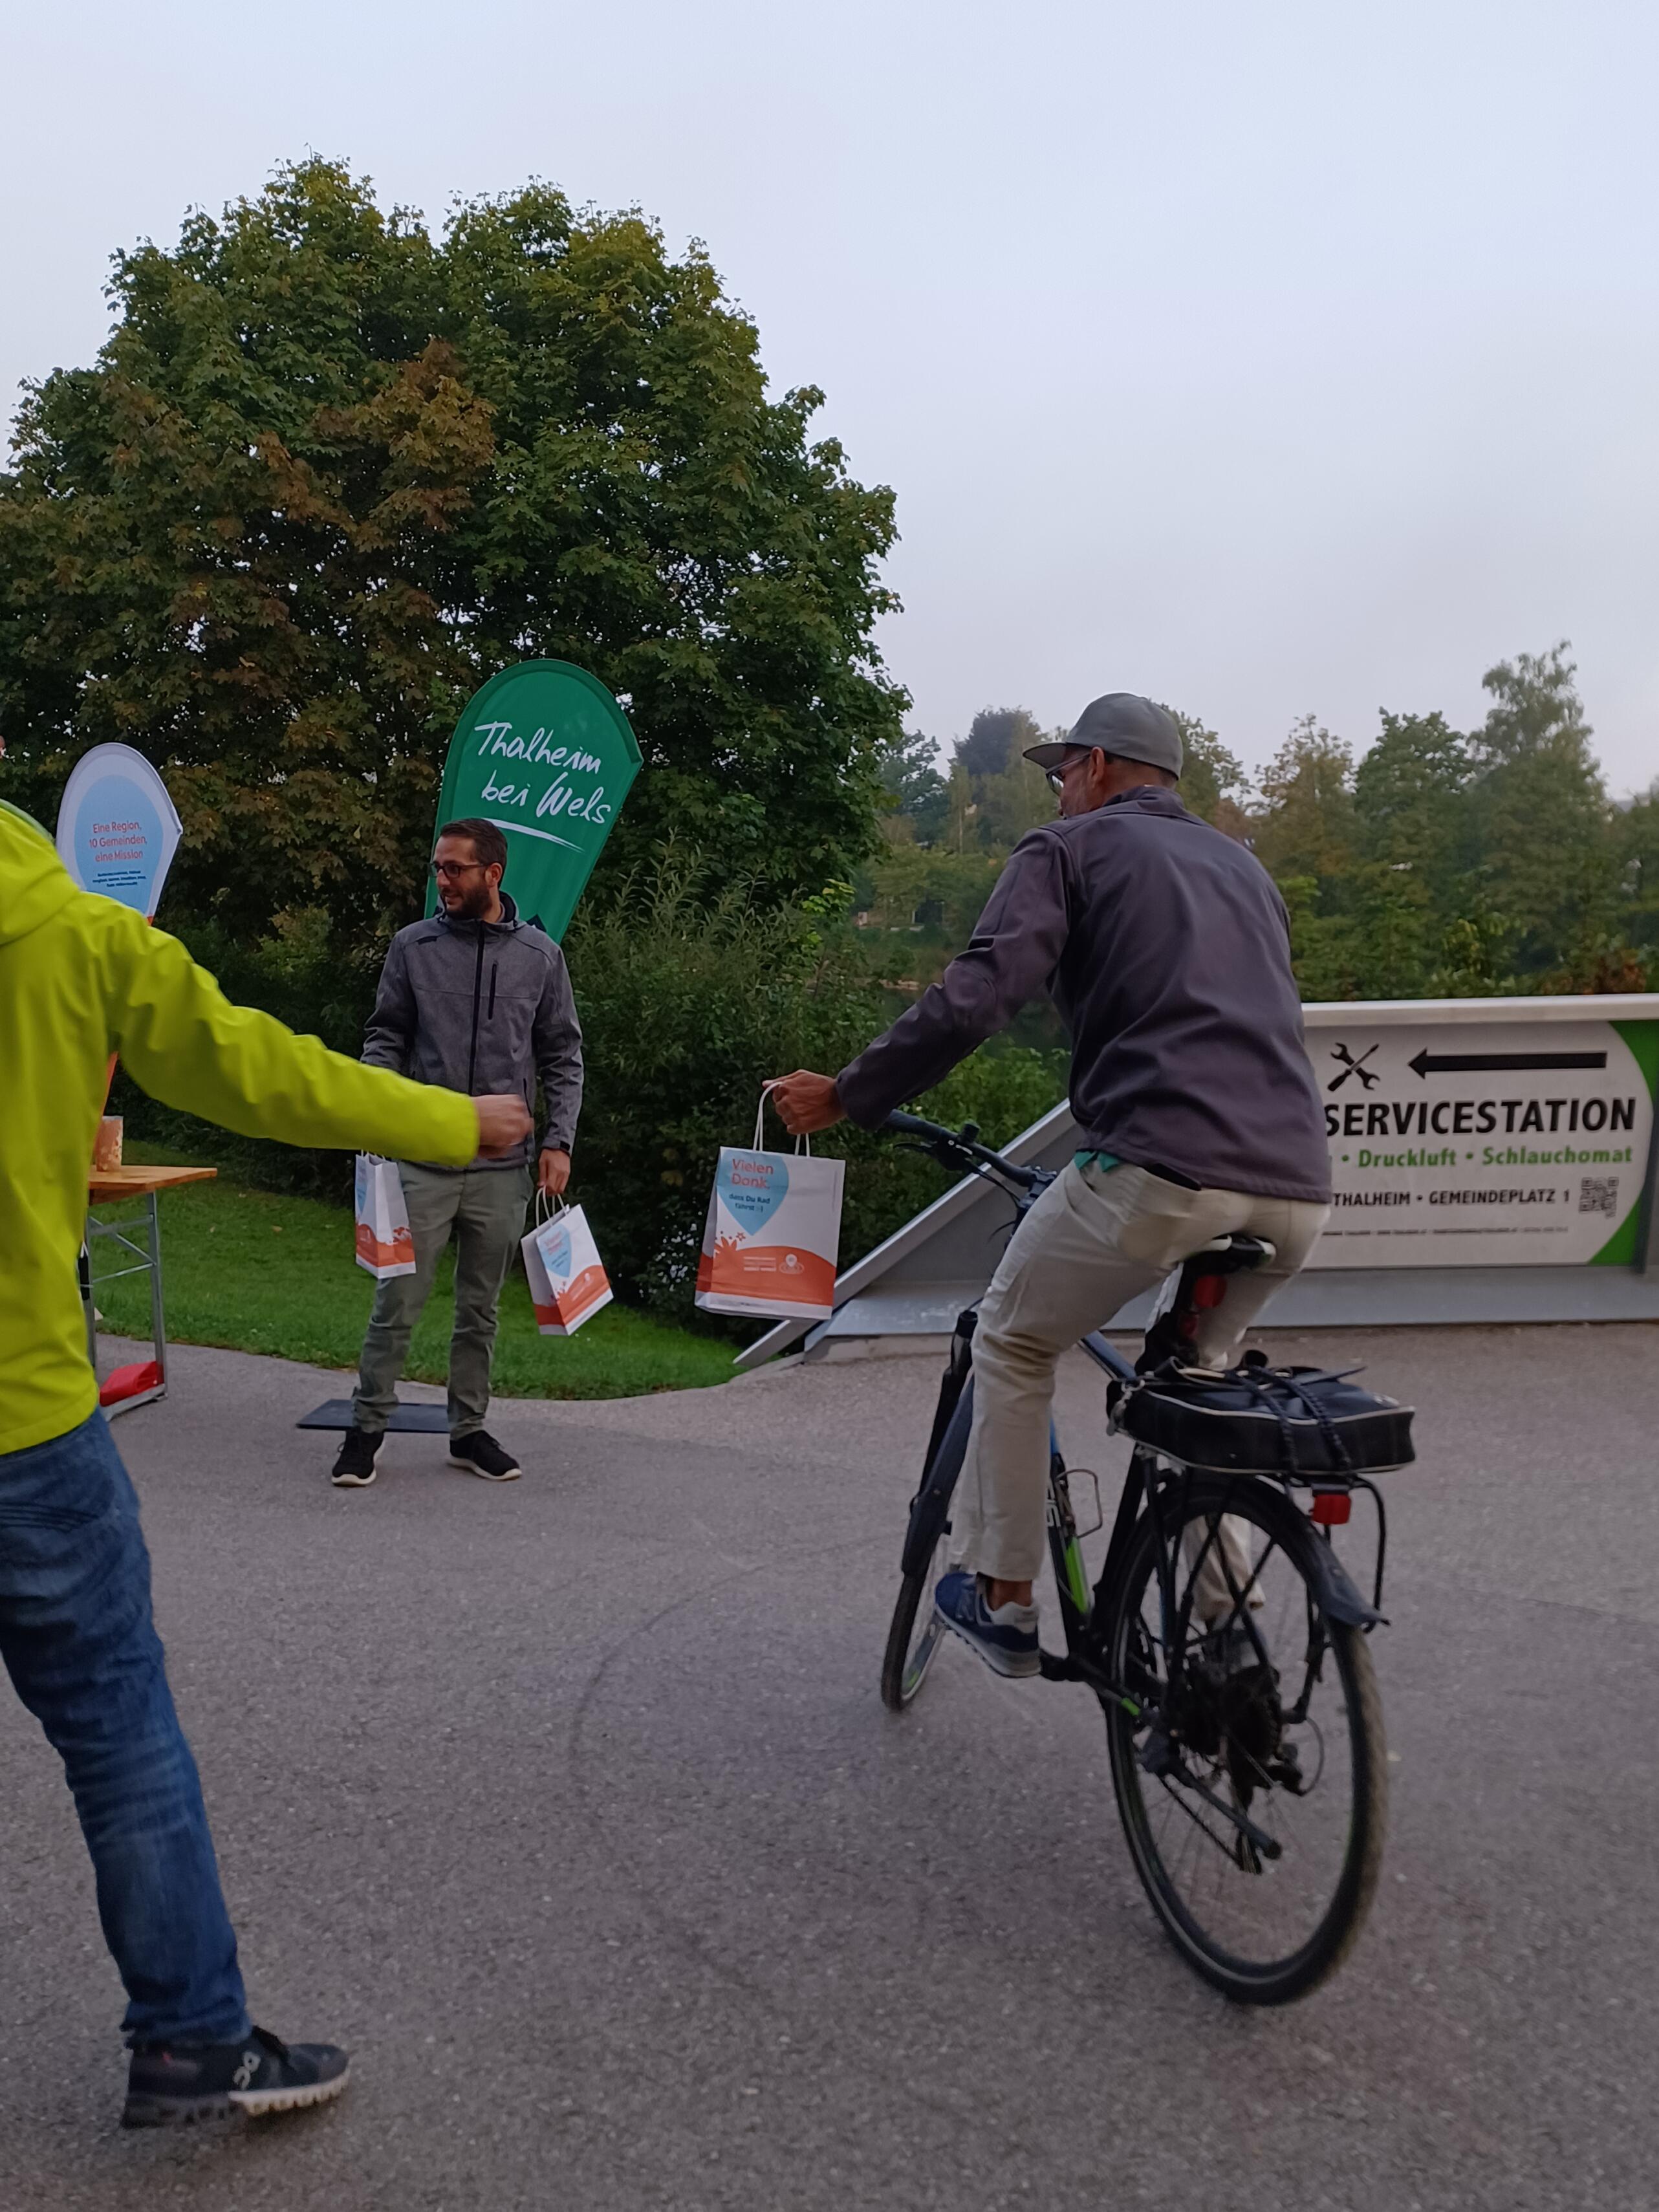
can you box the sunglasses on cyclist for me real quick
[1045,749,1095,795]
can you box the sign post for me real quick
[429,661,642,938]
[1305,1011,1658,1272]
[55,743,182,918]
[55,743,190,1416]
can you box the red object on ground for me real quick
[100,1360,162,1407]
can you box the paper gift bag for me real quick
[521,1199,613,1336]
[695,1088,845,1321]
[354,1155,417,1278]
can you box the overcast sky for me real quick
[6,1,1656,791]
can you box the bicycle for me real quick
[878,1111,1391,2005]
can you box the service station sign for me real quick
[1305,1016,1658,1270]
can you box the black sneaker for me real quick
[448,1429,521,1481]
[122,2025,349,2128]
[331,1428,382,1487]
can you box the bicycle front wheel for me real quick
[880,1381,973,1711]
[1103,1472,1387,2004]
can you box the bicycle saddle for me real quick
[1133,1235,1279,1374]
[1193,1233,1277,1274]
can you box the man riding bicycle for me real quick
[773,692,1331,1681]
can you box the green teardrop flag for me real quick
[428,660,642,938]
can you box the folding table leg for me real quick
[99,1194,169,1419]
[146,1192,168,1398]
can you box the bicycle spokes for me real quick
[1107,1489,1385,1992]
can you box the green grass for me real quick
[92,1148,737,1399]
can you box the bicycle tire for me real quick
[880,1381,973,1712]
[1102,1473,1387,2004]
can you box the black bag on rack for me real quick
[1114,1355,1415,1479]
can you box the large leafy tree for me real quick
[1466,645,1617,976]
[1169,712,1249,837]
[953,705,1045,781]
[944,704,1051,852]
[875,728,949,845]
[1251,716,1444,1001]
[0,159,905,941]
[1617,780,1659,968]
[1250,717,1358,886]
[1353,710,1473,893]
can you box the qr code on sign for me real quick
[1579,1176,1619,1217]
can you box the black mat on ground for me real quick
[296,1398,450,1433]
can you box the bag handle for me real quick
[754,1081,811,1155]
[533,1190,572,1229]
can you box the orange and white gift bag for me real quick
[354,1155,417,1279]
[521,1199,613,1336]
[695,1089,845,1321]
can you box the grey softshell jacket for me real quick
[362,893,583,1171]
[836,788,1331,1204]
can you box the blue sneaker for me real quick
[933,1570,1041,1679]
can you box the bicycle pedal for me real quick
[1038,1650,1081,1682]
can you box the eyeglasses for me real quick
[429,860,488,880]
[1045,748,1108,794]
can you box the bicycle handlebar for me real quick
[882,1109,1046,1192]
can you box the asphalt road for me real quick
[3,1323,1656,2211]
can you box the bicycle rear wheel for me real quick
[880,1382,973,1711]
[1103,1472,1387,2004]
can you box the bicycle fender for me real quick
[1233,1477,1383,1629]
[1222,1475,1384,1631]
[1299,1535,1382,1630]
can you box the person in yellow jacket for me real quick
[0,800,530,2127]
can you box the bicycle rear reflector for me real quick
[1309,1491,1352,1525]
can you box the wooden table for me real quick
[83,1166,217,1416]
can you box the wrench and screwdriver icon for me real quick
[1327,1042,1380,1093]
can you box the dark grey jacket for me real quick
[836,788,1330,1203]
[362,893,583,1171]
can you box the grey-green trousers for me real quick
[352,1162,532,1438]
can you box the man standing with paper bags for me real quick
[332,818,583,1487]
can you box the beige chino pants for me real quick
[952,1160,1330,1600]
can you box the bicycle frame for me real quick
[890,1111,1380,1753]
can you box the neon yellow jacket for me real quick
[0,802,477,1455]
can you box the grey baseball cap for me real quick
[1023,693,1183,780]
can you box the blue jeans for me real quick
[0,1412,250,2046]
